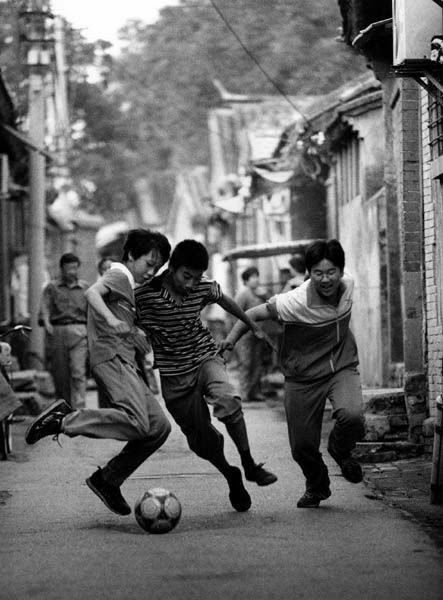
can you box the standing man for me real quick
[223,239,365,508]
[234,267,266,402]
[25,230,171,516]
[40,253,89,408]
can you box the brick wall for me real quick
[391,79,424,375]
[421,87,443,419]
[391,78,427,442]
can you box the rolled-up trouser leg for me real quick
[161,370,225,462]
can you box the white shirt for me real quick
[108,262,135,290]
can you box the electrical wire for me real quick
[208,0,310,126]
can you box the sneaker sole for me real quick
[228,468,252,512]
[246,474,278,487]
[297,489,331,508]
[25,399,68,445]
[86,477,131,516]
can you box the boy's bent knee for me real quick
[218,407,243,425]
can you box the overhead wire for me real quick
[208,0,310,127]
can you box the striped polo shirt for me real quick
[268,273,359,382]
[135,270,222,376]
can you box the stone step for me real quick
[354,441,424,463]
[362,388,405,413]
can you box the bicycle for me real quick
[0,325,31,459]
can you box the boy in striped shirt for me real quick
[135,239,277,513]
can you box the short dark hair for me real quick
[97,256,113,273]
[169,239,209,271]
[152,231,171,266]
[59,253,80,268]
[289,253,306,274]
[121,229,160,261]
[305,239,345,272]
[241,266,259,283]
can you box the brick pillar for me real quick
[392,78,426,440]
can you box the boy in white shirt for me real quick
[25,230,171,516]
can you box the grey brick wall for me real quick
[421,88,443,418]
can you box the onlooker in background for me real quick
[234,266,266,402]
[278,267,292,292]
[282,253,307,292]
[40,253,89,409]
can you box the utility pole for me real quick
[19,1,54,368]
[28,71,46,366]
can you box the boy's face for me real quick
[128,249,161,284]
[170,265,204,296]
[309,258,343,300]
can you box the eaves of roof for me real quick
[306,73,381,127]
[323,89,383,135]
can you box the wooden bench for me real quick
[0,371,22,460]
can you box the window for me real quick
[429,89,443,160]
[334,131,360,205]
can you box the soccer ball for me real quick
[134,487,182,534]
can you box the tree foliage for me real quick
[1,0,366,216]
[112,0,366,168]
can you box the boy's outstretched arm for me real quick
[217,295,277,353]
[217,293,265,336]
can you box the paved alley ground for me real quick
[1,394,442,600]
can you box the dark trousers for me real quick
[160,357,243,463]
[284,367,365,493]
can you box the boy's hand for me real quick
[251,323,265,340]
[107,315,131,334]
[217,339,234,357]
[132,327,151,354]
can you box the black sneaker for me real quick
[227,467,252,512]
[86,468,131,516]
[297,488,331,508]
[245,462,278,486]
[340,457,363,483]
[25,399,72,445]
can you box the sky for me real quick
[51,0,180,47]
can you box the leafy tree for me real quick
[1,0,367,216]
[112,0,366,168]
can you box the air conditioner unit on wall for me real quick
[393,0,442,66]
